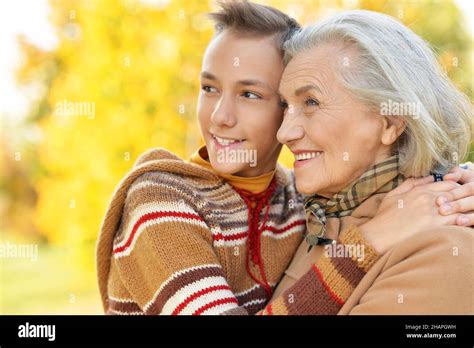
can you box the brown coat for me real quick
[272,192,474,314]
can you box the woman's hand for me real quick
[437,165,474,226]
[359,177,463,254]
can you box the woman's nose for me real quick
[277,111,305,145]
[210,95,237,128]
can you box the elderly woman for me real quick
[260,10,473,314]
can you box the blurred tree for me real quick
[358,0,472,97]
[10,0,214,272]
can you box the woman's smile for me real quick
[292,150,324,169]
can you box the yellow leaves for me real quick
[29,0,212,247]
[148,33,179,63]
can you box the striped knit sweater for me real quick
[96,148,380,315]
[259,225,379,315]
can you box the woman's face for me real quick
[197,31,285,177]
[277,43,393,196]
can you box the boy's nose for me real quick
[211,96,237,128]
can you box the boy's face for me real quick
[197,31,285,177]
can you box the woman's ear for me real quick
[380,116,406,146]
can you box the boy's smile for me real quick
[211,133,246,150]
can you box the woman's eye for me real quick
[242,91,261,99]
[305,98,320,107]
[202,85,217,93]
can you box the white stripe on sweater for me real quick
[116,201,203,247]
[235,284,261,297]
[143,264,223,312]
[242,298,266,307]
[114,201,208,258]
[161,276,235,315]
[172,289,237,315]
[210,213,305,238]
[213,224,304,247]
[129,181,304,223]
[108,295,135,303]
[114,216,208,258]
[130,179,250,211]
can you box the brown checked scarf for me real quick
[304,155,405,248]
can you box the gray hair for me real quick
[284,10,473,177]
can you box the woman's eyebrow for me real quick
[294,84,323,96]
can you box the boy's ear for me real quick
[380,116,406,146]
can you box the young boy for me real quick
[96,1,307,315]
[95,1,399,315]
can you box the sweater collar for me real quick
[189,146,275,194]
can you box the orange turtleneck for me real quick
[189,146,275,194]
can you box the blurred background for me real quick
[0,0,472,314]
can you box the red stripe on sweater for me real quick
[213,219,306,242]
[311,264,345,306]
[192,297,239,315]
[113,211,204,254]
[172,284,232,315]
[213,232,247,241]
[262,219,306,234]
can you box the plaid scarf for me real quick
[304,155,404,247]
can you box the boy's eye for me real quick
[279,99,288,109]
[202,85,217,93]
[242,91,261,99]
[305,98,320,107]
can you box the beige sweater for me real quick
[271,192,474,314]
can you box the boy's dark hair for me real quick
[208,0,301,53]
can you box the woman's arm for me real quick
[346,226,473,314]
[361,167,474,254]
[258,168,474,315]
[258,225,380,315]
